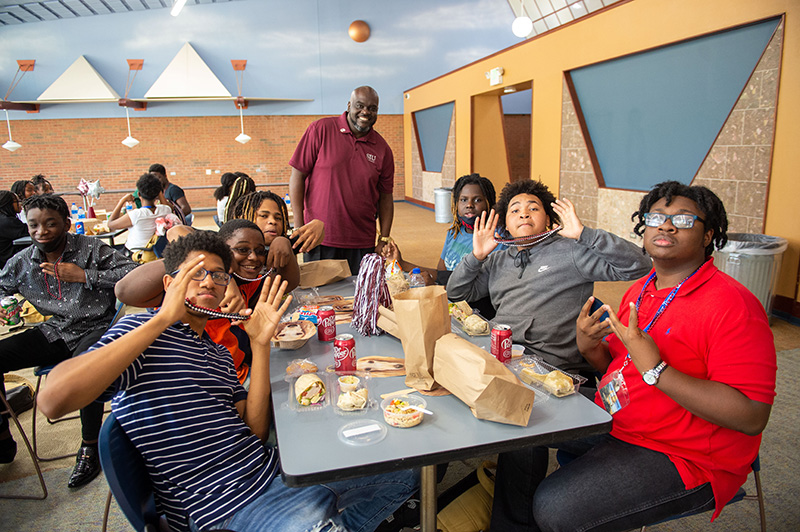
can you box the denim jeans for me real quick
[491,434,716,532]
[198,468,418,532]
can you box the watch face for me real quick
[643,372,656,385]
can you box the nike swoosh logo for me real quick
[538,265,549,273]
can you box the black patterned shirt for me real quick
[0,233,137,351]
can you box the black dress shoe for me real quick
[0,436,17,464]
[68,445,101,488]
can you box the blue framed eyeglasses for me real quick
[169,268,231,286]
[643,213,705,229]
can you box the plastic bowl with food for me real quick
[338,375,360,392]
[381,395,427,428]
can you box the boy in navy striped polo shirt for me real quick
[39,231,417,532]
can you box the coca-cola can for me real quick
[491,324,513,364]
[333,333,357,372]
[317,306,336,341]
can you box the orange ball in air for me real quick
[349,20,370,43]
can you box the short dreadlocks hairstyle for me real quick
[31,174,52,193]
[163,230,233,273]
[448,173,497,237]
[222,174,257,224]
[494,180,559,237]
[632,180,728,257]
[231,191,288,236]
[218,218,263,243]
[22,194,69,221]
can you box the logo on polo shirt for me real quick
[366,153,377,163]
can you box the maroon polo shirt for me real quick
[289,112,394,248]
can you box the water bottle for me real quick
[284,193,291,207]
[71,203,78,218]
[77,207,86,219]
[126,202,133,213]
[409,267,425,288]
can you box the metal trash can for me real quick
[713,233,788,318]
[434,187,453,224]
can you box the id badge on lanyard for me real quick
[598,369,630,415]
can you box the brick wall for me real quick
[1,114,405,212]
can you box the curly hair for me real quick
[632,181,728,257]
[21,193,69,221]
[163,230,233,273]
[222,174,257,223]
[494,180,559,236]
[448,173,497,237]
[218,218,263,243]
[136,172,164,201]
[11,180,33,199]
[148,163,166,176]
[231,191,288,236]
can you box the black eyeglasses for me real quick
[231,246,267,257]
[170,268,231,286]
[643,213,705,229]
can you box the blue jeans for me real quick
[491,434,716,532]
[198,469,418,532]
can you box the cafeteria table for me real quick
[271,279,612,531]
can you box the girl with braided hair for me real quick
[222,173,257,224]
[231,191,300,291]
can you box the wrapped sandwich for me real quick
[337,388,369,411]
[295,373,326,406]
[519,368,575,397]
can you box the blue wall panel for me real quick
[570,17,779,191]
[414,102,454,173]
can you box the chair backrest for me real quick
[98,413,160,532]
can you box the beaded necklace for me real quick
[184,299,251,321]
[233,267,274,283]
[493,225,562,248]
[44,255,65,300]
[618,262,705,372]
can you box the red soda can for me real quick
[491,324,513,363]
[333,334,357,372]
[317,306,336,342]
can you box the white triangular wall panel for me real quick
[37,56,120,101]
[145,43,231,99]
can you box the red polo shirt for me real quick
[289,112,394,248]
[597,258,776,520]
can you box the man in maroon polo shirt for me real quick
[289,86,394,274]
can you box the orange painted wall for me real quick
[404,0,800,301]
[0,114,405,212]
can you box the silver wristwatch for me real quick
[643,361,668,386]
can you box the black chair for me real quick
[0,391,47,499]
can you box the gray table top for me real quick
[271,279,612,486]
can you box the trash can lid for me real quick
[718,233,788,255]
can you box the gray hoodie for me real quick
[446,227,651,371]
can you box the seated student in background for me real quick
[213,172,237,226]
[10,180,35,223]
[149,163,192,223]
[231,190,302,291]
[447,179,652,372]
[108,173,172,254]
[115,220,276,386]
[0,192,29,268]
[0,194,136,487]
[31,174,54,195]
[39,231,418,532]
[383,173,499,317]
[491,181,777,531]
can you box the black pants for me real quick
[304,244,375,276]
[0,327,106,442]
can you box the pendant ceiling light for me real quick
[232,60,251,144]
[512,1,533,38]
[3,110,20,152]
